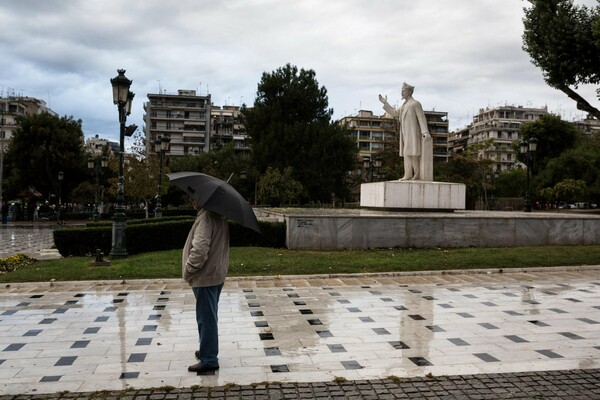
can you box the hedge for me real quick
[53,219,286,257]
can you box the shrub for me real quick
[54,220,286,257]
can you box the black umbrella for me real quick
[166,171,261,233]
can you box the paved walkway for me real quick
[1,269,600,398]
[0,223,64,260]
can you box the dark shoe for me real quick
[195,350,200,360]
[188,363,219,373]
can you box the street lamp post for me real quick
[363,156,384,182]
[57,171,64,224]
[88,156,108,222]
[520,137,538,212]
[154,135,171,218]
[110,69,134,259]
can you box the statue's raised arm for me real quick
[379,94,397,118]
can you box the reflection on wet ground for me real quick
[1,268,600,395]
[0,226,57,259]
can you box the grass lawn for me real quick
[1,245,600,283]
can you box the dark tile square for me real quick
[142,325,157,332]
[254,321,269,327]
[577,318,599,324]
[64,300,78,305]
[2,310,16,316]
[271,364,289,373]
[361,285,371,289]
[71,340,90,349]
[338,299,351,304]
[53,308,68,314]
[112,299,124,304]
[245,295,256,299]
[157,297,169,302]
[287,293,299,298]
[341,360,363,370]
[119,372,139,379]
[409,357,432,366]
[148,314,161,321]
[369,291,382,295]
[328,292,341,297]
[104,307,117,312]
[372,328,390,335]
[422,296,437,301]
[40,318,57,324]
[565,298,582,303]
[347,307,361,313]
[394,305,408,311]
[481,302,497,307]
[16,302,30,307]
[308,319,322,325]
[248,303,260,308]
[95,316,109,322]
[264,347,281,356]
[438,303,454,309]
[84,327,100,334]
[118,292,129,297]
[503,292,518,297]
[283,288,294,291]
[457,312,474,318]
[259,333,274,340]
[55,356,77,366]
[478,323,499,330]
[153,305,166,311]
[549,308,567,314]
[299,309,313,315]
[409,314,425,320]
[448,338,470,346]
[408,289,422,294]
[0,360,4,366]
[463,294,477,299]
[40,376,61,382]
[447,288,460,292]
[3,343,25,352]
[24,330,42,337]
[474,353,499,362]
[504,310,523,316]
[250,311,264,317]
[160,291,171,295]
[524,300,541,305]
[529,320,550,327]
[536,349,563,359]
[243,289,253,293]
[127,353,146,363]
[328,344,347,353]
[136,338,152,346]
[317,330,333,338]
[30,294,44,299]
[74,294,86,298]
[293,301,306,306]
[505,335,529,343]
[389,341,410,350]
[426,325,445,332]
[359,317,374,323]
[560,332,584,340]
[381,298,394,302]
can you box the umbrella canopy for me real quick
[166,171,261,233]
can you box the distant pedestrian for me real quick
[183,197,229,374]
[1,202,8,224]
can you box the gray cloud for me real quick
[0,0,597,143]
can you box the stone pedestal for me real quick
[360,180,466,210]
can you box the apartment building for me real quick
[84,134,118,155]
[144,90,211,156]
[460,105,548,172]
[210,105,250,157]
[339,109,451,162]
[0,96,57,147]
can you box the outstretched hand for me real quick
[378,94,387,104]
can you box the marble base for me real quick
[360,180,466,210]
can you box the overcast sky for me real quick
[1,0,598,144]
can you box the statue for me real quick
[379,83,433,181]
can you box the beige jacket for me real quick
[182,209,229,287]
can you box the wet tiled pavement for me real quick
[1,269,600,397]
[0,224,60,260]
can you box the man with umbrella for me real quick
[183,197,229,374]
[168,171,261,374]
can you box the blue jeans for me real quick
[192,284,223,366]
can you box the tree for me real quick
[518,114,582,173]
[552,178,586,202]
[258,167,303,206]
[4,113,87,202]
[243,64,356,203]
[522,0,600,118]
